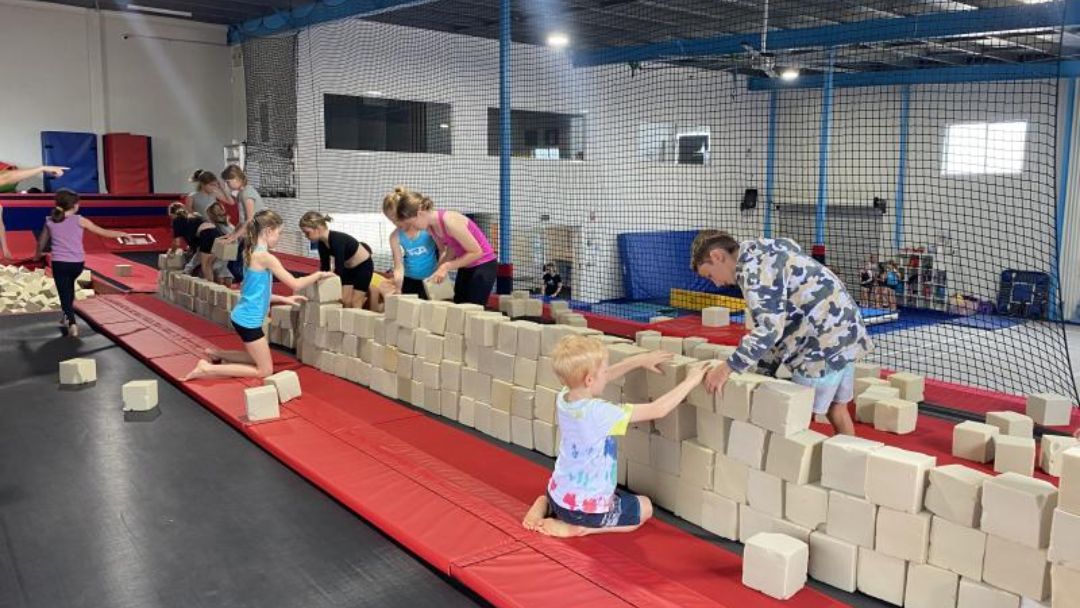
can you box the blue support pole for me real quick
[497,0,512,294]
[815,48,835,250]
[764,90,778,238]
[1052,78,1076,321]
[895,85,911,250]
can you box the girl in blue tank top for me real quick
[384,202,440,299]
[183,209,334,381]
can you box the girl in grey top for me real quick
[221,165,262,243]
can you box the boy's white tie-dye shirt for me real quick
[547,390,633,513]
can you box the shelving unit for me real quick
[892,248,951,311]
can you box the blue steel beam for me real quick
[815,48,836,247]
[895,85,910,250]
[572,2,1080,67]
[749,61,1080,90]
[228,0,441,44]
[764,90,778,238]
[1052,79,1077,321]
[499,0,511,265]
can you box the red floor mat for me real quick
[650,316,748,345]
[78,294,848,608]
[84,252,159,292]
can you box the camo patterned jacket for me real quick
[727,238,873,379]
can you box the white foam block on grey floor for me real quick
[59,358,97,385]
[121,380,158,411]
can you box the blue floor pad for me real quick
[944,314,1026,331]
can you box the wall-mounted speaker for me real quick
[741,188,759,211]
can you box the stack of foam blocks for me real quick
[155,273,1078,606]
[0,264,91,314]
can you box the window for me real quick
[312,212,398,269]
[487,109,586,160]
[637,123,711,165]
[942,121,1027,176]
[324,94,452,154]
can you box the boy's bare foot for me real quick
[523,496,548,531]
[181,359,212,381]
[536,518,586,538]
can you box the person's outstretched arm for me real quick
[0,165,68,188]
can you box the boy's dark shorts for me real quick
[547,489,642,528]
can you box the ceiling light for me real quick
[780,67,800,81]
[364,90,385,97]
[439,123,450,129]
[127,3,192,18]
[546,33,570,48]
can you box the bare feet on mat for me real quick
[522,496,548,531]
[181,359,211,381]
[535,518,586,538]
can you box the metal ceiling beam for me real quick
[747,59,1080,90]
[572,1,1080,67]
[228,0,444,44]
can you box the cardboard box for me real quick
[786,483,829,531]
[809,532,858,592]
[1026,393,1072,427]
[244,385,280,422]
[865,446,936,513]
[751,381,814,437]
[925,464,992,527]
[875,507,931,563]
[857,547,907,606]
[264,370,301,403]
[993,435,1036,476]
[742,533,808,600]
[904,564,958,608]
[983,535,1051,600]
[980,472,1058,549]
[765,429,826,485]
[928,515,987,581]
[747,469,786,518]
[986,411,1035,438]
[727,419,770,470]
[952,421,999,463]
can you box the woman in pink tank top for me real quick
[383,186,496,305]
[34,190,129,337]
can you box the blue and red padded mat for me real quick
[76,294,852,608]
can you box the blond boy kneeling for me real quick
[522,335,707,537]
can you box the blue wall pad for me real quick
[616,230,741,301]
[41,131,99,193]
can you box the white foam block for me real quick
[1026,393,1072,427]
[750,381,814,437]
[952,421,999,464]
[904,563,959,608]
[121,380,158,411]
[874,398,918,434]
[264,370,301,403]
[742,533,808,601]
[957,578,1020,608]
[676,480,706,525]
[490,408,511,442]
[925,464,992,527]
[875,507,931,563]
[441,391,460,419]
[765,429,826,485]
[928,515,987,581]
[857,547,907,606]
[1051,564,1080,608]
[307,275,342,303]
[490,379,513,413]
[821,435,884,497]
[993,435,1036,476]
[695,408,730,453]
[981,472,1058,549]
[655,402,697,441]
[701,306,730,327]
[1048,507,1080,569]
[983,535,1051,601]
[888,371,924,402]
[1041,435,1080,477]
[855,376,892,397]
[747,468,785,519]
[865,446,936,513]
[646,355,693,399]
[457,396,476,428]
[986,411,1034,438]
[726,419,769,470]
[701,491,740,540]
[714,454,749,503]
[809,532,858,592]
[59,358,96,384]
[510,386,534,419]
[855,386,903,423]
[473,401,492,435]
[244,385,280,422]
[680,439,715,490]
[650,433,682,476]
[855,363,881,379]
[719,373,770,421]
[1063,447,1080,516]
[511,415,534,449]
[785,483,828,531]
[533,420,557,457]
[827,490,878,548]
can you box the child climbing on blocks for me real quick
[522,335,708,537]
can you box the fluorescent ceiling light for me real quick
[547,32,570,48]
[127,3,192,18]
[364,90,385,97]
[780,67,800,81]
[438,123,450,129]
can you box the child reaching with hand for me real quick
[522,335,708,537]
[183,209,335,381]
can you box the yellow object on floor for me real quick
[670,288,745,312]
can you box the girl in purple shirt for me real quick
[34,190,129,337]
[382,186,496,305]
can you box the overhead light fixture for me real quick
[780,67,800,81]
[438,123,450,129]
[127,3,192,18]
[364,90,385,97]
[546,32,570,48]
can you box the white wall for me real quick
[0,0,239,193]
[274,18,768,302]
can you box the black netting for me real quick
[241,0,1078,402]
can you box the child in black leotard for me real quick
[299,211,374,309]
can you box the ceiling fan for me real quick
[739,0,799,80]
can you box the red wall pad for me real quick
[77,294,851,608]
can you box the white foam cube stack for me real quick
[265,370,302,403]
[952,421,999,463]
[742,533,808,600]
[0,264,69,313]
[1041,435,1080,476]
[59,358,96,384]
[993,435,1036,476]
[821,435,883,497]
[244,385,280,422]
[986,411,1034,438]
[873,398,918,434]
[121,380,158,411]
